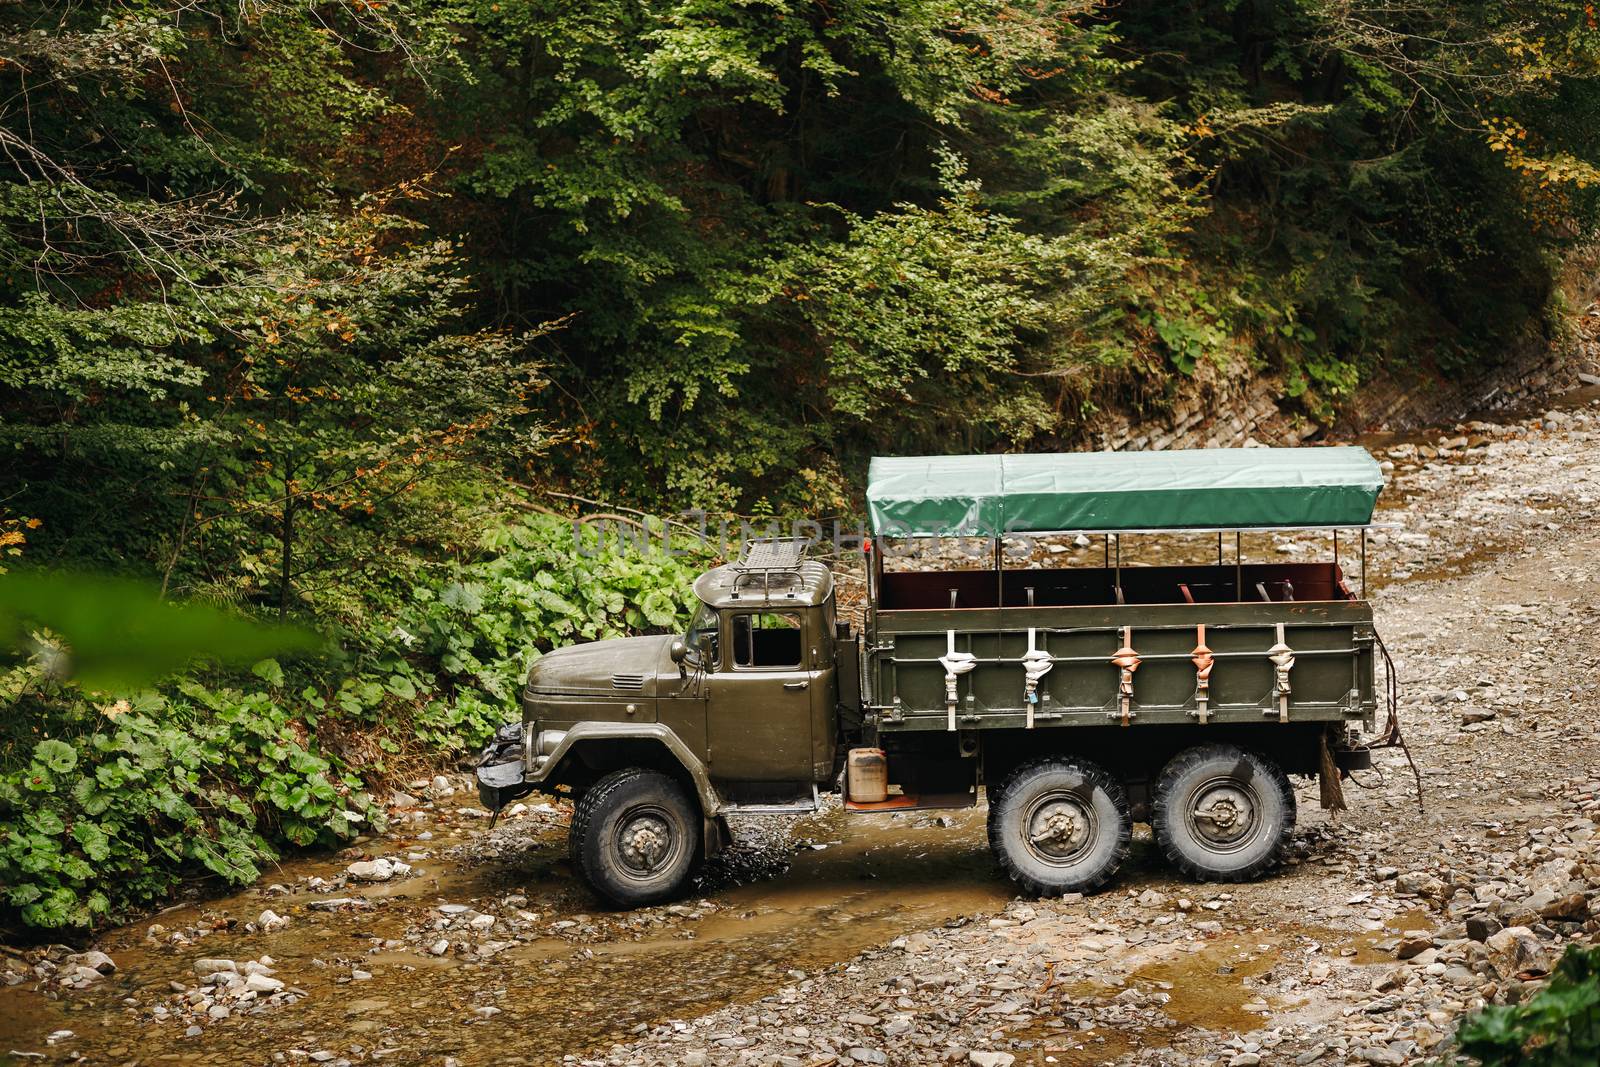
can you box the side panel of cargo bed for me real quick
[868,601,1375,733]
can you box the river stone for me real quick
[347,857,410,882]
[1396,871,1445,897]
[1486,926,1551,977]
[245,973,284,994]
[1537,892,1588,921]
[1395,932,1435,960]
[308,897,372,911]
[193,958,237,977]
[69,950,116,974]
[970,1054,1016,1067]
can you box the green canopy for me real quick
[866,447,1385,536]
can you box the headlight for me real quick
[529,728,566,771]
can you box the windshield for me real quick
[684,600,719,662]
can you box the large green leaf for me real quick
[32,739,77,774]
[71,821,111,862]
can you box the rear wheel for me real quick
[1152,744,1295,882]
[572,768,701,907]
[987,757,1131,896]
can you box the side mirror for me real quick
[669,639,688,665]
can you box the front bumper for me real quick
[476,722,534,811]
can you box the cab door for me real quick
[705,609,816,782]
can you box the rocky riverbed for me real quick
[4,391,1600,1066]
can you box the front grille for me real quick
[611,673,645,691]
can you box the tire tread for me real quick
[572,768,697,906]
[1152,743,1294,882]
[987,756,1131,896]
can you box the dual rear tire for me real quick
[987,744,1294,896]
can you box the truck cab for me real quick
[477,544,855,905]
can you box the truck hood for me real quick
[524,634,674,697]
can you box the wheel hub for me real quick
[1025,795,1095,864]
[618,813,673,873]
[1190,783,1256,846]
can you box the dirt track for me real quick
[5,390,1600,1067]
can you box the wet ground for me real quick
[0,802,1015,1066]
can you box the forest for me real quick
[2,0,1598,929]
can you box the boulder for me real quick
[1486,926,1551,978]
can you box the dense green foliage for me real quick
[1456,943,1600,1066]
[1,517,707,928]
[2,0,1599,927]
[7,1,1599,524]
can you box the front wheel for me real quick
[987,757,1131,896]
[1152,744,1295,882]
[572,768,701,907]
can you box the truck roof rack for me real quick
[729,537,809,600]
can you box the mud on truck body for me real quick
[478,447,1411,906]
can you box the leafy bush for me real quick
[0,515,710,930]
[1455,944,1600,1066]
[358,515,711,752]
[0,675,382,929]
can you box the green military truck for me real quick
[477,447,1406,906]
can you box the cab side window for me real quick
[731,612,803,668]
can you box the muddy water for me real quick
[0,804,1009,1065]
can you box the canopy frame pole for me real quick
[1333,529,1339,569]
[869,540,882,635]
[1235,532,1242,602]
[994,536,1003,609]
[1360,529,1367,598]
[1217,532,1223,566]
[1114,534,1122,602]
